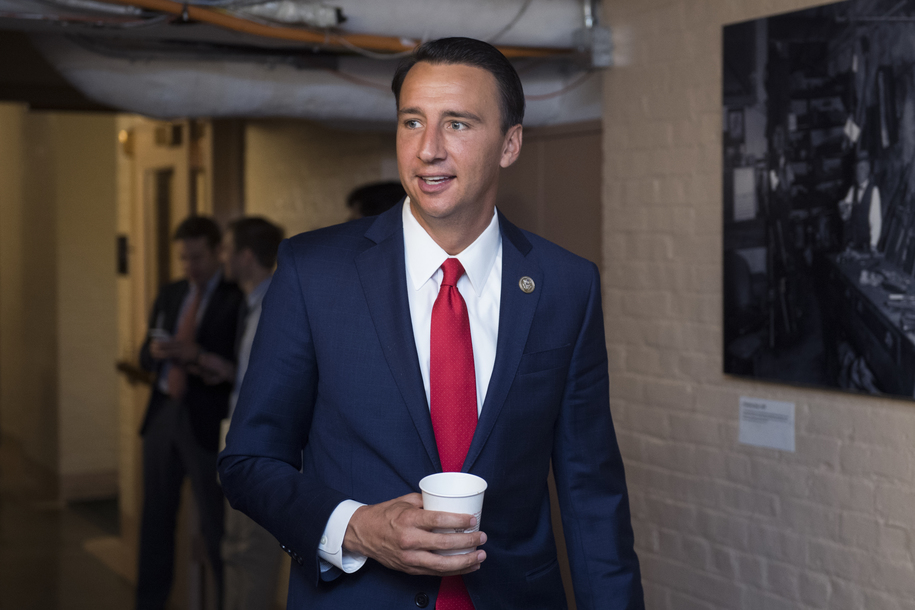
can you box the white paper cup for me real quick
[419,472,487,555]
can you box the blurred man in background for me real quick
[200,216,285,610]
[346,181,406,219]
[137,216,243,610]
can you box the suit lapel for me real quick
[195,277,233,342]
[355,205,442,470]
[195,281,220,340]
[168,281,190,333]
[464,213,541,472]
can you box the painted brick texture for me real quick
[602,1,915,608]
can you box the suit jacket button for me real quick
[414,592,429,608]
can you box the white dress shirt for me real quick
[155,271,223,395]
[229,276,272,420]
[317,199,503,573]
[219,276,272,453]
[839,179,882,249]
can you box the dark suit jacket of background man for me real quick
[140,278,244,451]
[219,202,644,609]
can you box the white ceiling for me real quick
[0,0,605,126]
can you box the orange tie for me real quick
[430,258,477,610]
[167,287,201,400]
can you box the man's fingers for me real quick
[152,340,181,359]
[458,560,484,575]
[427,529,486,552]
[427,548,487,576]
[400,549,486,577]
[419,508,477,533]
[401,493,424,509]
[344,494,489,577]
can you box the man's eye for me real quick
[404,119,420,129]
[449,121,467,130]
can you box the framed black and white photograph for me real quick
[727,108,745,145]
[722,0,915,400]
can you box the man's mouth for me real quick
[420,176,453,185]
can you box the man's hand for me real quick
[343,493,486,576]
[195,352,236,385]
[839,199,853,221]
[150,338,199,363]
[149,338,171,361]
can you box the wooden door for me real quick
[496,119,603,610]
[113,118,216,610]
[497,120,603,270]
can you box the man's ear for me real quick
[500,124,523,169]
[240,247,257,268]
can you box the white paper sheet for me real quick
[739,396,795,452]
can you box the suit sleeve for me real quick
[551,263,645,609]
[218,240,350,583]
[139,290,165,372]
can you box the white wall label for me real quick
[739,396,795,452]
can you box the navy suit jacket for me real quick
[140,277,243,451]
[219,203,643,609]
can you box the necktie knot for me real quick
[441,258,465,288]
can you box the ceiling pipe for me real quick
[92,0,570,58]
[310,0,584,49]
[20,0,601,126]
[32,33,601,127]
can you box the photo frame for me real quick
[722,1,915,402]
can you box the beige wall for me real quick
[245,119,398,236]
[53,113,119,490]
[0,106,60,473]
[603,1,915,608]
[0,103,119,498]
[499,121,603,269]
[0,104,28,453]
[114,113,145,544]
[0,104,23,436]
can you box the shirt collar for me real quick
[402,197,501,297]
[193,270,222,297]
[248,275,272,309]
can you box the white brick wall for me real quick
[602,1,915,607]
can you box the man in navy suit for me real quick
[138,216,243,610]
[219,38,643,609]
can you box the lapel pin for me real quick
[519,276,535,294]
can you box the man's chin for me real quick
[407,194,455,219]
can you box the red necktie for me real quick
[430,258,477,610]
[167,286,201,400]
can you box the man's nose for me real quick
[418,126,445,163]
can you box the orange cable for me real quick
[94,0,570,59]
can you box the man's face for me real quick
[396,61,522,234]
[856,159,870,185]
[221,232,242,282]
[178,236,221,286]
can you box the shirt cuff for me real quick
[317,500,367,573]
